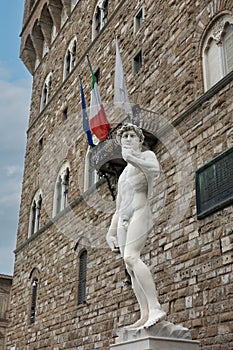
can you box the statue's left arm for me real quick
[122,149,160,177]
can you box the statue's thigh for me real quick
[125,214,148,254]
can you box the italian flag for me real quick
[89,63,110,141]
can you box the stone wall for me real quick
[7,0,233,349]
[0,275,12,350]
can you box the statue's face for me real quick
[121,130,140,151]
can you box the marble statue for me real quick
[106,123,166,329]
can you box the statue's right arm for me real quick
[106,192,121,252]
[106,213,119,251]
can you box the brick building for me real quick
[6,0,233,349]
[0,275,12,350]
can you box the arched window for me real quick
[78,250,87,305]
[92,0,109,40]
[28,190,42,238]
[53,163,70,216]
[29,268,40,324]
[63,38,77,80]
[84,147,99,191]
[40,72,52,111]
[202,15,233,91]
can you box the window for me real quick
[39,137,43,150]
[84,147,99,191]
[134,7,143,33]
[40,73,52,111]
[202,15,233,91]
[92,0,109,40]
[28,190,42,238]
[53,163,70,216]
[63,38,77,80]
[133,50,143,74]
[78,250,87,304]
[63,107,68,121]
[94,68,100,83]
[30,278,38,324]
[29,268,40,325]
[0,294,5,319]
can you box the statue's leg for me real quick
[124,207,165,328]
[125,269,149,328]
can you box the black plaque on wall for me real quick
[196,146,233,219]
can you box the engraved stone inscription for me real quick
[196,147,233,219]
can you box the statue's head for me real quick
[116,123,145,145]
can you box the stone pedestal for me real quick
[110,321,199,350]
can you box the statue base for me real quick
[110,321,199,350]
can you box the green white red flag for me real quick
[89,60,110,141]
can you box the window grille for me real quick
[30,278,38,324]
[78,250,87,304]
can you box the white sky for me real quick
[0,1,32,275]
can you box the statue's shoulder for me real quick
[142,150,157,159]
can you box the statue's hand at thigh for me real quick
[106,233,119,253]
[106,204,121,253]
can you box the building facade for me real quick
[0,275,12,350]
[7,0,233,349]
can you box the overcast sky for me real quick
[0,1,32,275]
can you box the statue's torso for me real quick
[118,163,148,220]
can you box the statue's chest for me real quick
[119,165,142,187]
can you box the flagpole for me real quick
[86,55,93,73]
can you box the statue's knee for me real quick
[124,255,138,269]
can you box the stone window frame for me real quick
[84,147,99,192]
[74,237,90,306]
[134,6,144,33]
[28,189,43,238]
[202,14,233,91]
[52,161,70,217]
[28,268,40,325]
[92,0,109,40]
[40,72,52,111]
[63,37,77,81]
